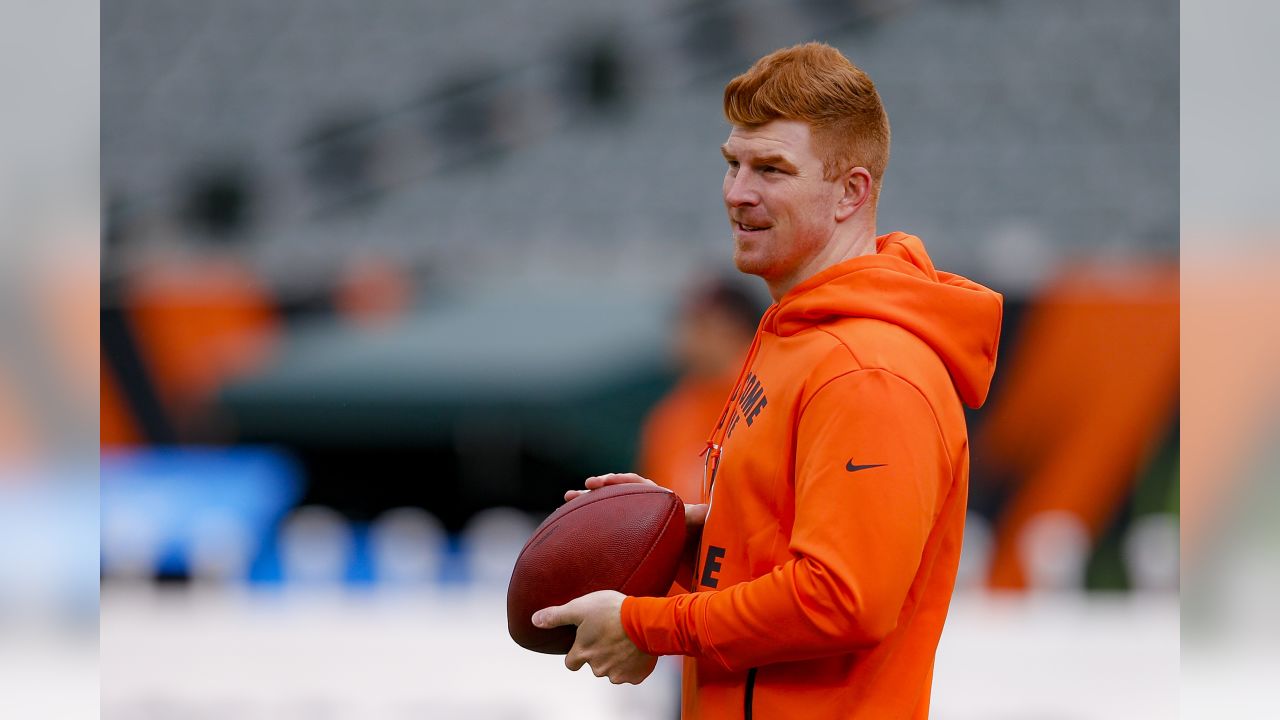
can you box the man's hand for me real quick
[566,473,709,533]
[533,590,657,685]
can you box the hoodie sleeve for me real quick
[621,369,952,669]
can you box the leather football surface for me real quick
[507,484,686,654]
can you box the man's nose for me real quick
[723,172,760,207]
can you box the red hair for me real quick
[724,42,890,185]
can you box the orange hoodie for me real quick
[621,233,1002,719]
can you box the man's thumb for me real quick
[532,603,578,629]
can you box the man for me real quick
[535,42,1003,718]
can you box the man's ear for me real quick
[835,167,874,222]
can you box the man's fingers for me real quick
[567,479,655,502]
[565,649,587,672]
[570,474,659,503]
[584,473,653,489]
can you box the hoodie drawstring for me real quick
[699,306,772,503]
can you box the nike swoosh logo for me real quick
[846,461,887,473]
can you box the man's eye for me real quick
[761,165,779,173]
[727,160,740,169]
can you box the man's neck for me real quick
[766,222,877,301]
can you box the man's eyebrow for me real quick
[719,146,797,169]
[753,153,796,168]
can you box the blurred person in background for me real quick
[639,277,765,503]
[536,43,1002,719]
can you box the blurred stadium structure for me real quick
[1,0,98,716]
[96,0,1182,717]
[1180,0,1280,716]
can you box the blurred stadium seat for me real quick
[369,507,447,587]
[462,507,538,587]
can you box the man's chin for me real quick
[733,250,771,278]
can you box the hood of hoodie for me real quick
[764,232,1003,408]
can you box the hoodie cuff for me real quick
[622,593,706,657]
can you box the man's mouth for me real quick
[735,221,771,233]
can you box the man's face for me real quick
[721,120,843,287]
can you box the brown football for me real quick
[507,483,686,654]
